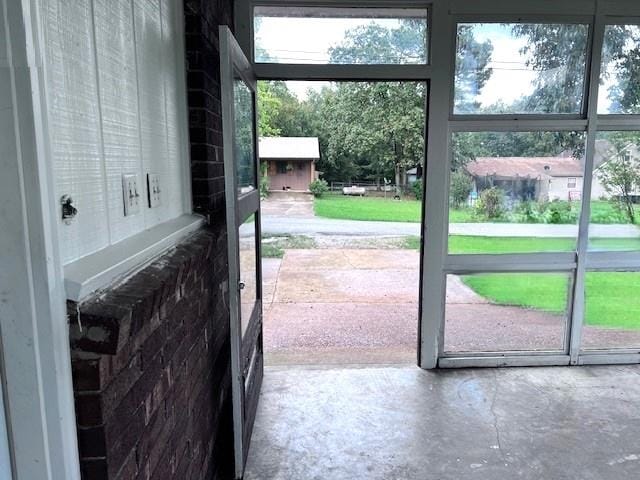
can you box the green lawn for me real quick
[314,194,423,222]
[402,235,640,330]
[461,272,640,330]
[314,195,637,225]
[403,235,640,253]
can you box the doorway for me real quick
[257,80,427,366]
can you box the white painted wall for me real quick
[39,0,190,264]
[548,176,584,201]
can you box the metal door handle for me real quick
[239,281,245,290]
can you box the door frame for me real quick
[1,0,82,478]
[220,25,265,479]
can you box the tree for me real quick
[455,25,494,113]
[319,81,426,187]
[257,82,282,137]
[450,171,474,208]
[512,24,589,114]
[602,25,640,113]
[323,21,434,187]
[597,132,640,224]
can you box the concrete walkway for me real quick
[262,249,640,364]
[259,215,640,238]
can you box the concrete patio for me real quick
[262,249,640,364]
[244,364,640,480]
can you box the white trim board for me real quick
[64,214,204,302]
[1,0,81,478]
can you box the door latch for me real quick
[239,281,245,290]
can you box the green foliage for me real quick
[513,200,579,224]
[309,179,329,197]
[449,171,473,208]
[455,25,494,113]
[412,179,423,201]
[259,161,269,198]
[475,187,505,219]
[596,132,640,224]
[257,82,281,137]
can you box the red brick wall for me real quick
[69,1,236,478]
[70,231,234,480]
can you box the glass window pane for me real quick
[582,272,640,350]
[254,6,428,65]
[239,215,259,338]
[588,132,640,251]
[444,273,570,353]
[234,79,256,194]
[454,23,589,114]
[449,131,585,254]
[598,25,640,114]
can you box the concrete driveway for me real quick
[261,192,314,218]
[259,214,640,238]
[262,249,640,365]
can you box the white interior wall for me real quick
[41,0,108,263]
[41,0,190,264]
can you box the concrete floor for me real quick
[244,365,640,480]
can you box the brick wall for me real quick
[69,1,236,479]
[70,231,233,480]
[185,0,233,216]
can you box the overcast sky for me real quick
[255,18,611,111]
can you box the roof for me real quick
[465,156,583,179]
[258,137,320,160]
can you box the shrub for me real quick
[259,162,269,198]
[546,200,579,224]
[512,200,580,224]
[450,171,473,208]
[412,179,423,201]
[476,187,505,219]
[309,179,329,197]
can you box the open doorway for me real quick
[253,80,427,365]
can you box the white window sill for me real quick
[64,214,205,302]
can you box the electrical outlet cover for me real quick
[147,173,161,208]
[122,174,141,216]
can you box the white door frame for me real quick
[1,1,81,478]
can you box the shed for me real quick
[259,137,320,192]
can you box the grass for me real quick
[261,235,316,258]
[314,194,638,225]
[402,234,640,329]
[314,194,422,222]
[460,272,640,330]
[402,235,640,253]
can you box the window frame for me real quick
[449,15,595,119]
[237,0,433,81]
[235,0,640,369]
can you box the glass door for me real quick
[219,25,264,479]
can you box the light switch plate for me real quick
[147,173,161,208]
[122,174,141,216]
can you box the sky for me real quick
[255,16,613,111]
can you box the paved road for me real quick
[254,215,640,238]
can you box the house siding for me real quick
[266,160,313,191]
[69,1,236,479]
